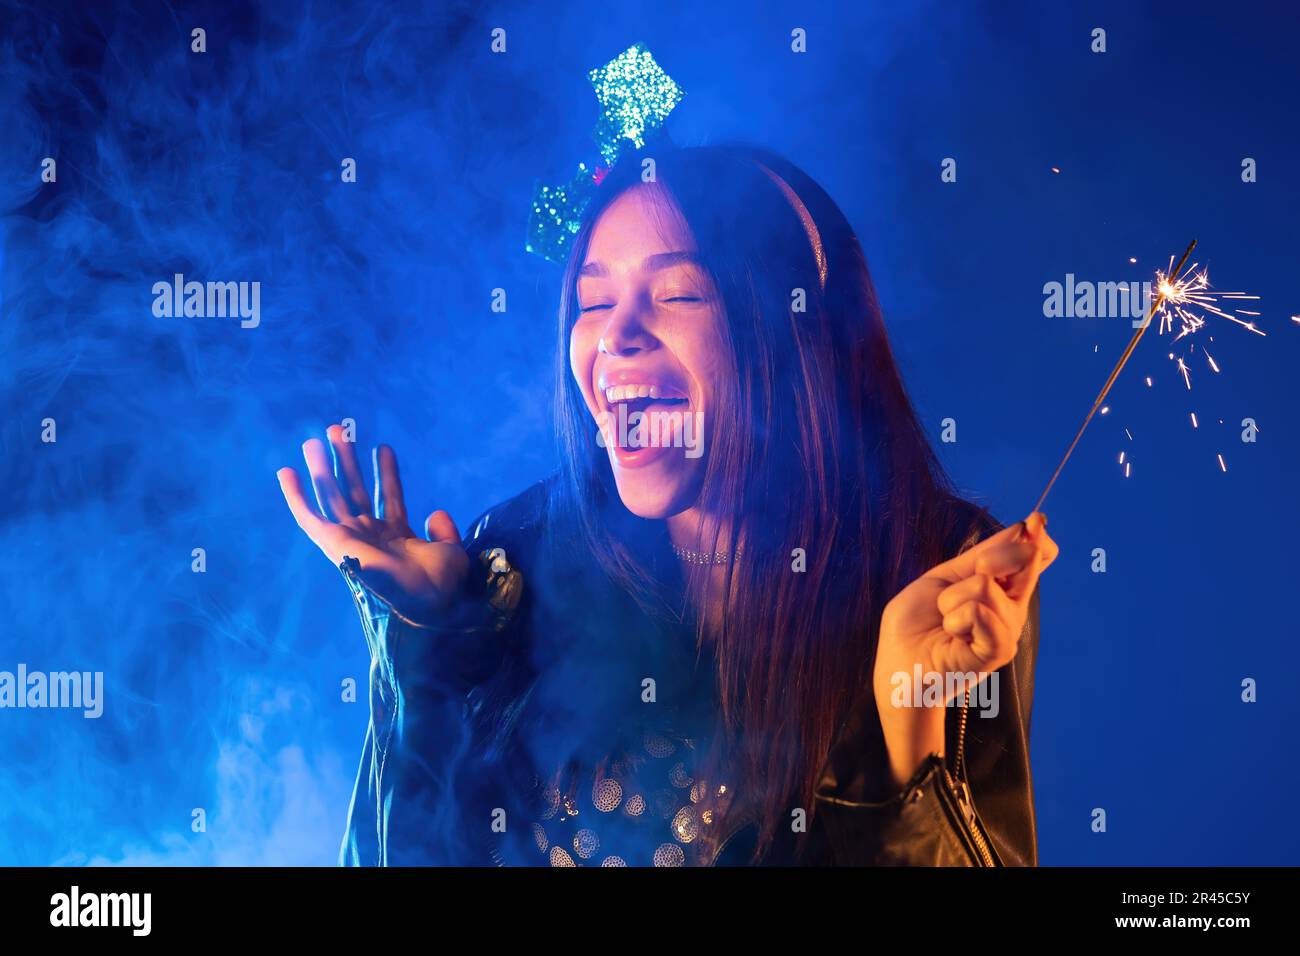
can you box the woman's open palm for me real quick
[276,424,469,621]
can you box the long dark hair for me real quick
[552,144,977,859]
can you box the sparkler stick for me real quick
[1028,239,1198,517]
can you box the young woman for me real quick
[277,144,1058,867]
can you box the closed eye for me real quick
[661,296,702,303]
[579,303,613,313]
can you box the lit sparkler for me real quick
[1155,254,1264,396]
[1147,253,1263,475]
[1022,240,1264,536]
[1027,240,1197,515]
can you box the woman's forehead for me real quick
[584,184,696,270]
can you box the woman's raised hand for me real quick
[276,425,470,622]
[874,513,1059,787]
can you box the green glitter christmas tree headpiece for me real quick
[526,43,686,265]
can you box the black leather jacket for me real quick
[337,477,1039,867]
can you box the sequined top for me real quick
[531,732,732,867]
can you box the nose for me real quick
[598,300,658,357]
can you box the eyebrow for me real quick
[578,251,702,278]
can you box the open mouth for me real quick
[602,383,690,416]
[596,379,695,462]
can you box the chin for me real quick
[607,454,702,520]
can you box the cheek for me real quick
[669,313,730,399]
[569,323,601,416]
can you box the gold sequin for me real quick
[669,761,693,788]
[550,846,576,867]
[624,794,646,816]
[653,843,685,867]
[671,805,699,844]
[541,787,561,820]
[600,856,627,867]
[592,778,623,812]
[643,733,676,759]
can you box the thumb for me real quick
[928,520,1028,583]
[424,509,461,544]
[998,512,1058,601]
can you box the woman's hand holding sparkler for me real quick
[276,425,471,624]
[874,514,1058,789]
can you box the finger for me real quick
[973,541,1036,580]
[1027,513,1060,563]
[927,521,1030,583]
[967,601,1009,663]
[1013,513,1058,561]
[941,598,980,638]
[424,509,460,545]
[999,513,1060,602]
[939,575,1018,635]
[972,573,1021,636]
[373,445,409,525]
[937,573,1016,631]
[277,467,325,533]
[303,438,353,523]
[327,424,370,516]
[944,600,1013,664]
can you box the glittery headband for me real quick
[525,44,827,291]
[757,163,828,289]
[526,44,686,265]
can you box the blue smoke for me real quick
[2,0,1297,865]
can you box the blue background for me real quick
[1,0,1296,865]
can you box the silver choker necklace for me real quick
[671,545,742,566]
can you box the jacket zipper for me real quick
[953,687,996,866]
[707,689,999,867]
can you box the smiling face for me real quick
[569,184,730,520]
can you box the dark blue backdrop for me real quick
[2,0,1296,865]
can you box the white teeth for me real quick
[602,383,682,404]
